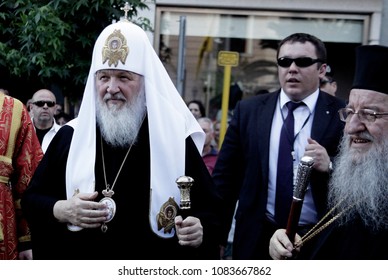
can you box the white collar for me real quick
[279,89,319,113]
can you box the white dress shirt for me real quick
[267,89,319,226]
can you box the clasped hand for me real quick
[53,191,204,248]
[53,191,108,228]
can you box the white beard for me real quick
[96,88,146,148]
[328,132,388,231]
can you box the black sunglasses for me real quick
[33,101,56,107]
[277,57,324,68]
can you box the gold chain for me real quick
[294,199,356,249]
[100,114,145,193]
[101,136,134,193]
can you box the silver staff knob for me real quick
[293,156,314,200]
[176,176,194,210]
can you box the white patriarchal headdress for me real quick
[65,20,205,236]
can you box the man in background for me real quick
[319,65,337,96]
[30,89,61,152]
[197,117,218,174]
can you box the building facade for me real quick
[140,0,383,118]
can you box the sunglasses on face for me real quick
[277,57,324,68]
[33,101,56,107]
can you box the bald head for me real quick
[32,89,56,102]
[31,89,57,129]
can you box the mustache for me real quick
[103,92,127,102]
[349,131,374,141]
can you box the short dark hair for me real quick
[320,76,335,86]
[187,100,206,117]
[55,112,71,123]
[277,33,327,67]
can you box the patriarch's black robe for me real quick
[22,117,221,260]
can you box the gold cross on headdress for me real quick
[120,2,132,22]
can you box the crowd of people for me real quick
[1,7,387,261]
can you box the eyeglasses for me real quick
[33,101,56,108]
[338,108,388,123]
[277,57,324,68]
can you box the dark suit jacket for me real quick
[212,90,346,259]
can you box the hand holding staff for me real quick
[286,156,314,242]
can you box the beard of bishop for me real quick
[96,86,146,148]
[328,132,388,232]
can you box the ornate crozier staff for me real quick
[176,175,194,219]
[285,156,314,242]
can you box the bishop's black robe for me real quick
[22,117,221,260]
[298,216,388,260]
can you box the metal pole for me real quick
[381,0,388,46]
[177,16,186,96]
[217,51,239,149]
[219,65,231,149]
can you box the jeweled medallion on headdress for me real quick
[156,197,179,234]
[102,29,129,67]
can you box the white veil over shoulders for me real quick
[65,21,205,236]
